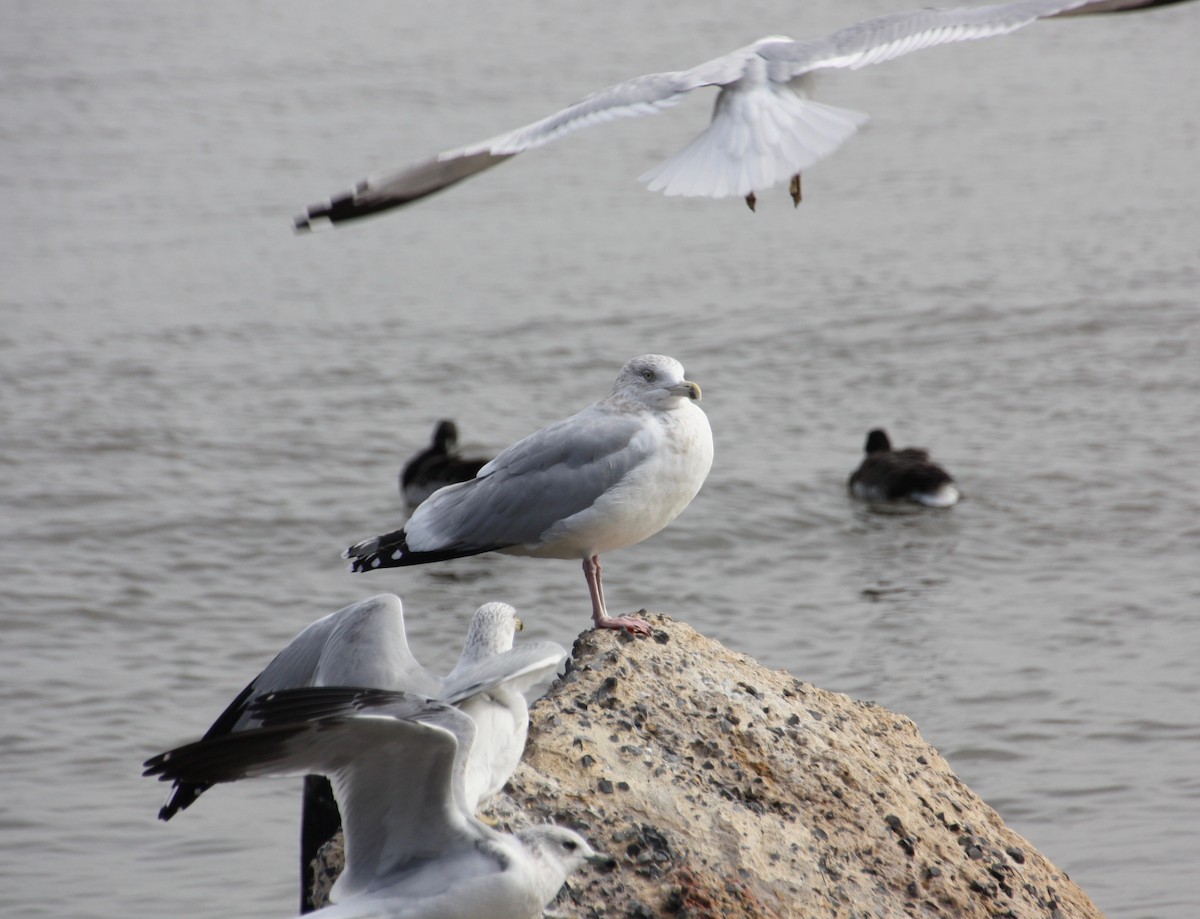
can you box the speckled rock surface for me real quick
[313,614,1103,918]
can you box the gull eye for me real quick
[562,839,578,852]
[641,370,655,382]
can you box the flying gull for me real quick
[145,686,600,919]
[849,428,961,507]
[296,0,1125,225]
[401,420,490,510]
[344,355,714,636]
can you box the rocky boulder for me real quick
[314,614,1103,918]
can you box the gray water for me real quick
[2,1,1198,916]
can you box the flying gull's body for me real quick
[296,0,1126,225]
[345,355,714,636]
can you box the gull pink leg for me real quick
[583,555,650,635]
[592,554,606,611]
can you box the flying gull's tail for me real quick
[640,86,868,199]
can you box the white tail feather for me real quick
[640,86,868,198]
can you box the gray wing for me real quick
[295,150,516,228]
[439,641,568,705]
[405,404,654,552]
[449,50,754,158]
[144,688,484,879]
[759,0,1093,78]
[293,50,757,227]
[235,594,437,730]
[312,595,440,695]
[152,607,340,819]
[154,594,436,820]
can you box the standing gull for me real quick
[296,0,1114,226]
[401,419,490,509]
[145,687,599,919]
[345,355,714,636]
[153,595,564,910]
[849,429,961,508]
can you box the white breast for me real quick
[516,400,713,559]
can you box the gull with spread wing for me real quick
[153,595,564,910]
[155,596,562,819]
[295,0,1139,225]
[145,687,600,919]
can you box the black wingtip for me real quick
[291,190,354,233]
[157,798,182,822]
[344,528,505,572]
[293,197,343,232]
[154,780,209,821]
[1053,0,1193,14]
[291,187,400,231]
[344,541,381,572]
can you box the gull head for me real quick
[519,825,603,902]
[749,34,795,52]
[458,601,522,660]
[612,354,702,408]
